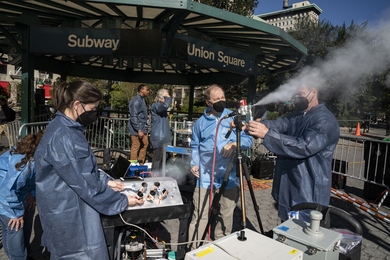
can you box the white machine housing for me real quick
[185,228,303,260]
[273,211,342,260]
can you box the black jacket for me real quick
[1,104,16,123]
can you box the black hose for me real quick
[290,202,363,235]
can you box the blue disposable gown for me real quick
[149,97,172,149]
[0,151,35,219]
[262,103,340,221]
[34,111,129,259]
[128,93,148,135]
[191,107,252,190]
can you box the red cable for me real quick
[208,117,224,240]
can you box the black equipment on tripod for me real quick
[199,114,265,246]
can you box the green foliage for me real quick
[266,111,280,120]
[198,0,258,16]
[109,82,138,110]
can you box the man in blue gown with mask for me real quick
[247,84,339,222]
[188,84,252,248]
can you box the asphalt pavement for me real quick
[0,126,389,260]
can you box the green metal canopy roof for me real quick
[0,0,307,86]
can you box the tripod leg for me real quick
[242,156,265,234]
[198,155,236,246]
[237,155,247,229]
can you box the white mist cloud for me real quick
[256,15,390,106]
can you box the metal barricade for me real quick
[18,121,49,138]
[332,133,390,209]
[6,120,21,148]
[85,117,131,151]
[171,120,186,146]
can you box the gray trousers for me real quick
[188,186,239,249]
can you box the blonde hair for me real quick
[154,88,169,102]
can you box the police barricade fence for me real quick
[14,118,390,221]
[12,117,190,153]
[14,121,50,149]
[6,120,21,148]
[87,117,194,151]
[13,117,126,151]
[332,134,390,211]
[84,117,130,151]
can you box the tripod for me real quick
[199,116,264,245]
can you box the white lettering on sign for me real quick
[68,34,119,51]
[187,44,215,60]
[187,43,245,68]
[218,51,245,67]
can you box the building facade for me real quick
[256,1,322,31]
[0,58,58,106]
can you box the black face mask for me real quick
[294,96,309,111]
[212,100,226,113]
[76,107,99,126]
[294,91,312,111]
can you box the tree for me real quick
[197,0,258,16]
[109,82,138,110]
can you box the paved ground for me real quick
[1,126,389,259]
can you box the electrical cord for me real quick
[163,240,212,246]
[119,213,158,244]
[119,213,216,257]
[211,243,241,260]
[208,117,224,239]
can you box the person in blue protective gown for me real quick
[34,80,144,259]
[149,88,172,176]
[247,84,340,222]
[128,84,150,164]
[0,130,44,260]
[188,84,252,249]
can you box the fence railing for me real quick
[9,117,390,210]
[6,120,21,148]
[19,121,50,139]
[332,133,390,208]
[253,132,390,209]
[10,117,191,152]
[85,117,131,151]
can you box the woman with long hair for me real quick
[0,130,44,260]
[34,80,143,259]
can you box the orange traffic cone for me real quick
[354,122,361,136]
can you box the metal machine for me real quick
[185,228,303,260]
[101,177,191,260]
[273,211,342,260]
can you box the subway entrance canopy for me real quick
[0,0,307,122]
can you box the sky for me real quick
[253,1,390,106]
[255,0,390,27]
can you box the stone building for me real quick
[256,1,322,31]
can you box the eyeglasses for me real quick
[81,104,98,112]
[294,90,312,98]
